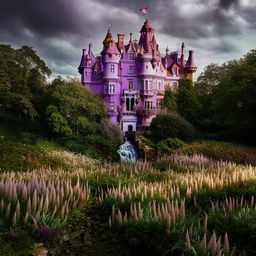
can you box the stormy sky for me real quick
[1,0,255,79]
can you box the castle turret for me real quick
[138,19,156,75]
[101,28,121,79]
[78,49,86,74]
[184,50,197,81]
[78,45,96,85]
[101,28,122,123]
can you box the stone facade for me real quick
[78,19,197,133]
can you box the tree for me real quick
[210,50,256,143]
[46,78,106,137]
[150,113,196,142]
[195,64,222,96]
[0,44,51,120]
[163,87,177,112]
[176,78,202,125]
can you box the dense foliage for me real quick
[45,77,105,137]
[150,113,196,142]
[0,45,122,160]
[0,44,51,120]
[176,78,202,125]
[195,50,256,143]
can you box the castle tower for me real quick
[101,28,122,123]
[184,50,197,81]
[78,43,96,85]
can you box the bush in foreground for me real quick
[150,113,196,142]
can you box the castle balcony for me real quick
[123,89,139,96]
[122,110,136,116]
[140,90,154,97]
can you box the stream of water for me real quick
[117,138,137,162]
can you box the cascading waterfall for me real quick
[117,138,137,162]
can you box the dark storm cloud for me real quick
[218,0,239,9]
[156,0,244,40]
[0,0,255,77]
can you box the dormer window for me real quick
[129,53,135,60]
[110,64,115,73]
[173,67,179,76]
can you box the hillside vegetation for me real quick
[1,133,256,255]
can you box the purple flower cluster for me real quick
[38,226,56,240]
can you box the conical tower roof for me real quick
[102,28,120,54]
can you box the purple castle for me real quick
[78,19,197,134]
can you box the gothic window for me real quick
[128,80,134,90]
[131,98,135,111]
[128,65,133,74]
[126,98,129,111]
[129,53,135,60]
[109,84,115,94]
[109,102,115,111]
[110,64,115,73]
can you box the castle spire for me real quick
[185,50,196,69]
[103,28,114,48]
[138,19,156,54]
[102,28,120,54]
[78,49,87,74]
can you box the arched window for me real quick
[131,98,135,111]
[128,80,134,90]
[126,98,129,111]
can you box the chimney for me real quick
[129,33,133,42]
[181,42,185,55]
[180,42,185,66]
[117,34,125,49]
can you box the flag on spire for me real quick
[140,7,149,15]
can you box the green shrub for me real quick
[158,138,185,151]
[150,113,196,142]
